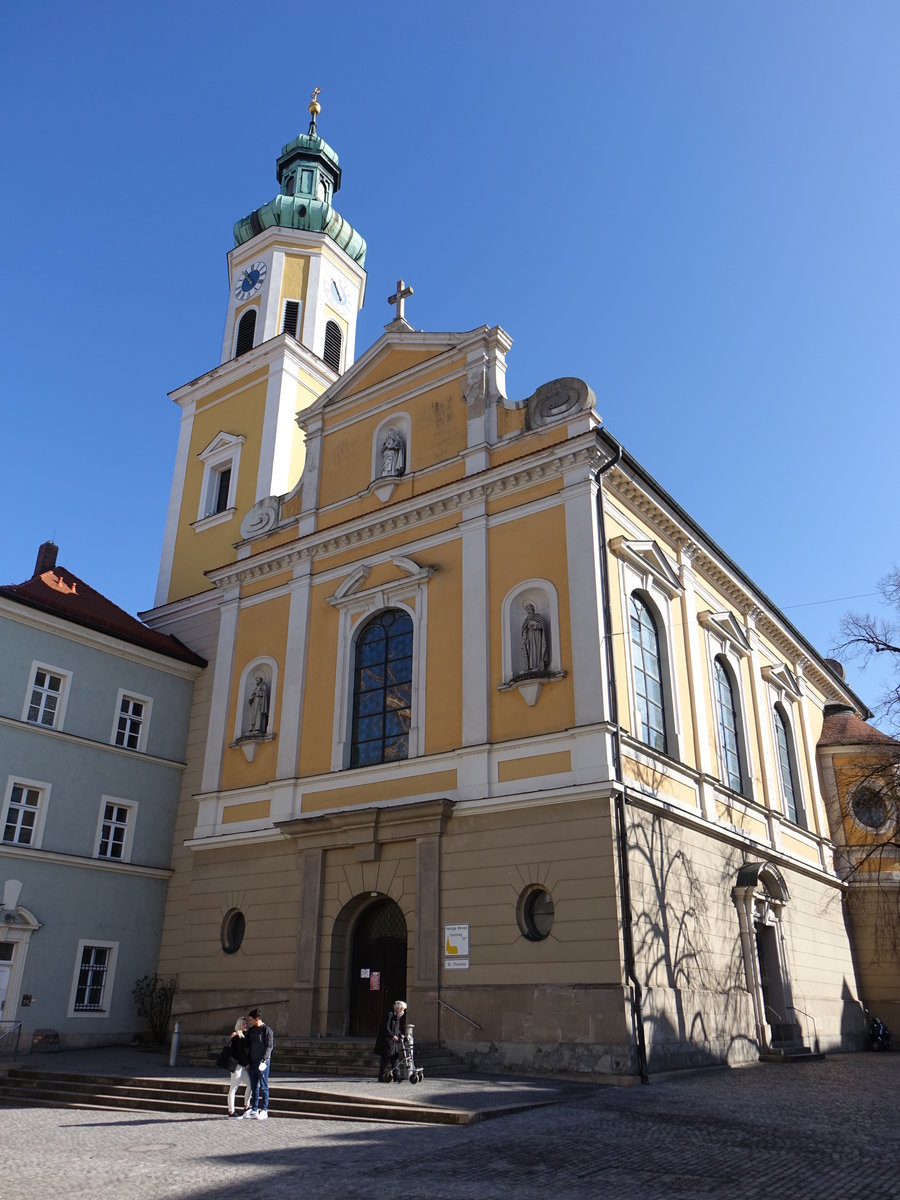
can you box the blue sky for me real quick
[3,2,898,717]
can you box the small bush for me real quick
[132,974,178,1044]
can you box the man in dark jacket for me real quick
[374,1000,407,1081]
[243,1008,275,1118]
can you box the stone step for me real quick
[0,1069,475,1125]
[184,1038,470,1077]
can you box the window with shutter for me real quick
[282,299,300,339]
[235,309,256,357]
[323,320,342,371]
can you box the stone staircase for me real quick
[184,1035,470,1078]
[0,1068,480,1125]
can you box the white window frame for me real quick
[610,542,684,760]
[194,432,245,530]
[699,612,755,800]
[22,661,72,731]
[67,939,119,1018]
[627,590,673,756]
[110,689,153,753]
[1,777,50,849]
[327,557,435,772]
[93,795,138,863]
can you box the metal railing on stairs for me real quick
[0,1021,22,1059]
[437,1000,482,1030]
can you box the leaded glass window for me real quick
[774,706,804,826]
[714,657,743,792]
[630,594,667,753]
[350,610,413,767]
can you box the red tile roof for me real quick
[818,704,898,748]
[0,558,206,668]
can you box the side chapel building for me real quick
[144,97,875,1075]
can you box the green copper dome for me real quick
[233,95,367,266]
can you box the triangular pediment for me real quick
[608,537,682,597]
[698,609,752,656]
[198,431,245,461]
[762,663,802,699]
[297,326,494,428]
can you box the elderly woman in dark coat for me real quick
[374,1000,407,1081]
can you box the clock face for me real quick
[234,260,268,301]
[328,274,352,312]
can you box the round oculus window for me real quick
[852,788,889,830]
[221,909,246,955]
[518,886,555,941]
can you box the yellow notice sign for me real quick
[444,924,469,957]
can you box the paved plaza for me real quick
[1,1051,898,1199]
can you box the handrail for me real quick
[437,999,482,1031]
[0,1021,22,1057]
[788,1004,819,1054]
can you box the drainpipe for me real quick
[594,431,649,1083]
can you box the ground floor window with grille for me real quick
[69,941,118,1016]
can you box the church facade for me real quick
[145,98,870,1076]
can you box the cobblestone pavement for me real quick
[1,1052,899,1199]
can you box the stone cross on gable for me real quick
[388,279,414,323]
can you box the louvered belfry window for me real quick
[282,299,300,339]
[235,308,256,357]
[323,320,342,371]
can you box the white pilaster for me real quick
[564,472,607,727]
[200,586,241,794]
[257,354,302,500]
[461,502,490,746]
[154,400,195,607]
[275,560,313,779]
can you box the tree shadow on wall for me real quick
[625,793,755,1070]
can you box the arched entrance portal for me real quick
[733,861,803,1053]
[348,899,408,1038]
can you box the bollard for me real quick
[169,1020,180,1067]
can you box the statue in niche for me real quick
[247,675,270,736]
[521,603,549,674]
[380,427,405,477]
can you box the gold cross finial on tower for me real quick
[308,86,322,134]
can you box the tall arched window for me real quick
[774,705,804,827]
[323,320,343,371]
[235,308,256,357]
[629,594,667,753]
[714,657,743,792]
[350,609,413,767]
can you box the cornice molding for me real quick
[208,439,599,591]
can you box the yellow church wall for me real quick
[349,346,451,393]
[241,570,292,599]
[621,753,699,810]
[167,376,268,602]
[715,798,768,839]
[486,477,562,517]
[422,539,463,753]
[489,507,575,742]
[497,751,572,783]
[219,592,290,791]
[302,770,458,813]
[317,381,468,510]
[279,253,309,311]
[495,404,526,439]
[489,424,570,469]
[297,581,343,777]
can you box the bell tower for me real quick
[153,92,367,608]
